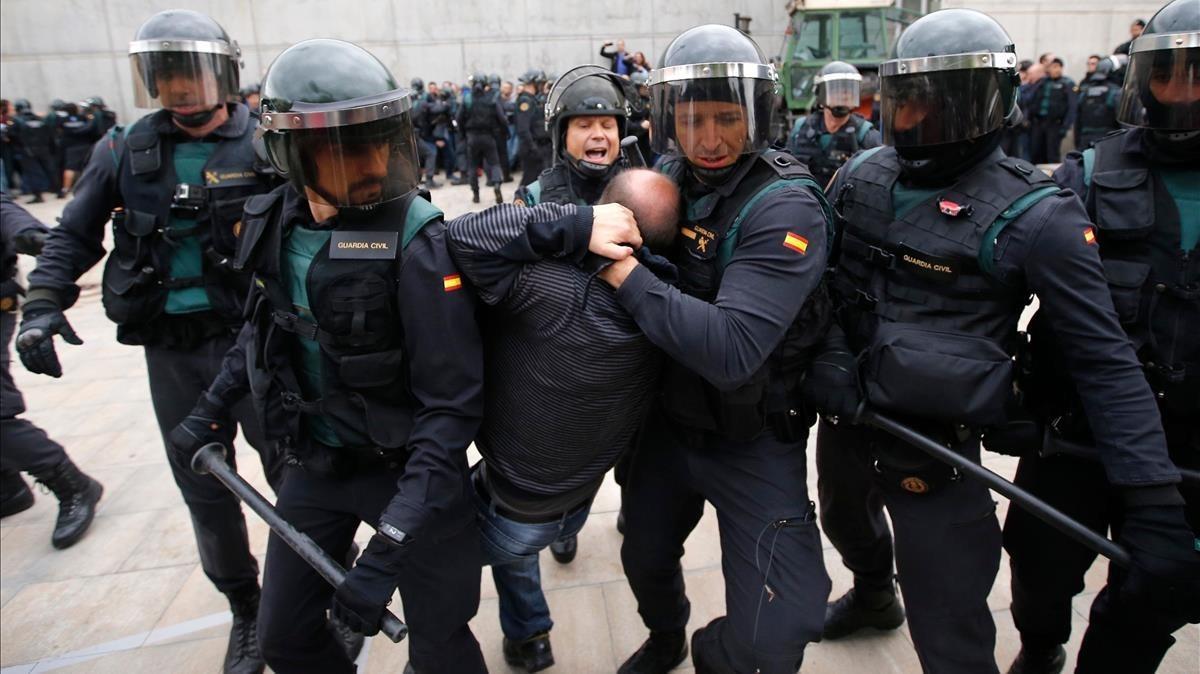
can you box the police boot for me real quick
[493,185,504,204]
[26,193,44,204]
[224,586,265,674]
[822,585,906,640]
[424,176,442,189]
[1006,645,1066,674]
[549,535,577,564]
[617,629,688,674]
[0,473,35,518]
[32,459,103,549]
[472,188,481,204]
[503,631,554,672]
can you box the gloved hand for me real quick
[801,326,864,423]
[16,299,82,378]
[1118,488,1200,626]
[12,228,48,256]
[167,391,232,467]
[331,532,410,636]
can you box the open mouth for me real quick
[583,147,610,163]
[692,154,731,169]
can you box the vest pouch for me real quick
[864,323,1013,427]
[1100,258,1151,324]
[1091,169,1155,239]
[209,196,251,258]
[338,349,405,389]
[100,254,164,325]
[318,273,396,350]
[322,390,414,450]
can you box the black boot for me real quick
[472,189,480,204]
[822,585,906,640]
[33,459,103,549]
[549,535,577,564]
[225,587,265,674]
[618,629,688,674]
[425,177,442,189]
[1,473,35,518]
[503,631,555,672]
[27,193,44,204]
[493,185,504,204]
[1007,645,1067,674]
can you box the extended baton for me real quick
[191,443,408,642]
[620,135,646,168]
[861,411,1132,567]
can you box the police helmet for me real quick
[259,38,419,208]
[469,72,488,91]
[545,65,633,176]
[648,24,778,181]
[1116,0,1199,131]
[489,73,501,88]
[518,69,540,86]
[1089,56,1117,82]
[14,99,31,114]
[50,99,67,112]
[410,77,424,96]
[814,61,863,116]
[128,9,241,126]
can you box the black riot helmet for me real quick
[50,99,67,112]
[1116,0,1199,132]
[815,61,863,117]
[880,8,1020,180]
[649,24,779,184]
[259,39,419,209]
[410,77,424,96]
[469,72,488,92]
[489,73,501,88]
[85,96,106,109]
[14,99,31,115]
[128,10,241,128]
[1089,56,1117,82]
[545,65,632,177]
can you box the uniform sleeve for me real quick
[516,102,534,144]
[380,220,485,539]
[1,193,50,244]
[1063,79,1080,130]
[613,185,829,391]
[861,127,883,150]
[25,133,121,307]
[494,100,508,128]
[206,321,253,406]
[445,203,592,305]
[993,195,1179,486]
[1051,150,1089,199]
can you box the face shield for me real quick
[261,91,419,208]
[129,39,239,111]
[1117,34,1200,131]
[648,62,777,169]
[880,52,1017,148]
[817,72,862,109]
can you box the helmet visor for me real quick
[129,48,238,111]
[648,74,776,165]
[820,77,862,109]
[1116,44,1200,131]
[881,68,1009,147]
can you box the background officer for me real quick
[807,9,1199,673]
[171,38,488,673]
[1004,1,1200,671]
[597,25,834,674]
[1073,55,1124,150]
[458,72,507,204]
[1029,57,1078,163]
[15,10,278,673]
[516,69,552,188]
[787,61,881,189]
[489,73,514,182]
[1,192,103,548]
[10,99,56,203]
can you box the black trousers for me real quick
[1030,117,1065,164]
[144,334,282,596]
[493,129,511,180]
[1,311,68,481]
[621,415,830,673]
[465,132,503,193]
[816,419,1002,674]
[258,464,486,674]
[1004,424,1200,673]
[518,141,550,188]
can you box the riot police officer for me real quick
[786,61,882,188]
[516,69,552,187]
[1029,57,1078,163]
[15,10,278,674]
[1004,1,1200,671]
[169,38,488,673]
[458,72,507,204]
[489,73,514,182]
[807,9,1200,673]
[10,99,56,203]
[1073,56,1124,150]
[597,25,834,673]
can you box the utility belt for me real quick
[662,364,814,448]
[868,416,975,495]
[278,390,408,476]
[471,462,593,524]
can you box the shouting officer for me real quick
[1004,1,1200,672]
[15,10,278,673]
[458,72,506,204]
[787,61,882,188]
[170,39,488,673]
[807,9,1199,673]
[597,25,834,673]
[516,69,552,187]
[1074,55,1124,150]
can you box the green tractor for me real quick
[779,0,932,120]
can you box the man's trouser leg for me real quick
[519,145,545,188]
[418,139,437,179]
[494,130,512,180]
[145,334,280,595]
[2,312,68,475]
[1029,119,1050,164]
[690,427,831,673]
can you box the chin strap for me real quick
[170,104,223,129]
[897,130,1005,185]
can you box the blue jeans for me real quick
[471,476,592,640]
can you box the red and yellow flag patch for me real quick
[783,232,809,255]
[1083,227,1097,246]
[443,274,463,292]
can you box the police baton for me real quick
[620,135,646,168]
[861,411,1133,567]
[190,443,409,643]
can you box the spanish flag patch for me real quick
[443,274,463,292]
[1083,227,1097,246]
[783,232,809,255]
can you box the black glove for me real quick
[801,326,864,423]
[12,227,47,256]
[16,299,82,378]
[1118,488,1200,626]
[331,532,411,636]
[167,391,232,467]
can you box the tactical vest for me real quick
[465,89,497,133]
[100,111,270,337]
[834,146,1059,427]
[518,93,550,142]
[235,187,442,471]
[519,165,597,207]
[1039,79,1071,120]
[658,150,834,442]
[789,112,872,188]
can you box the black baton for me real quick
[620,135,646,168]
[191,443,408,642]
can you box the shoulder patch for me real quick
[519,102,530,112]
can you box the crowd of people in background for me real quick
[0,97,116,202]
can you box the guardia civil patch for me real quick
[519,102,530,112]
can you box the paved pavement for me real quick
[2,179,1197,673]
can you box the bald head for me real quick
[598,169,680,251]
